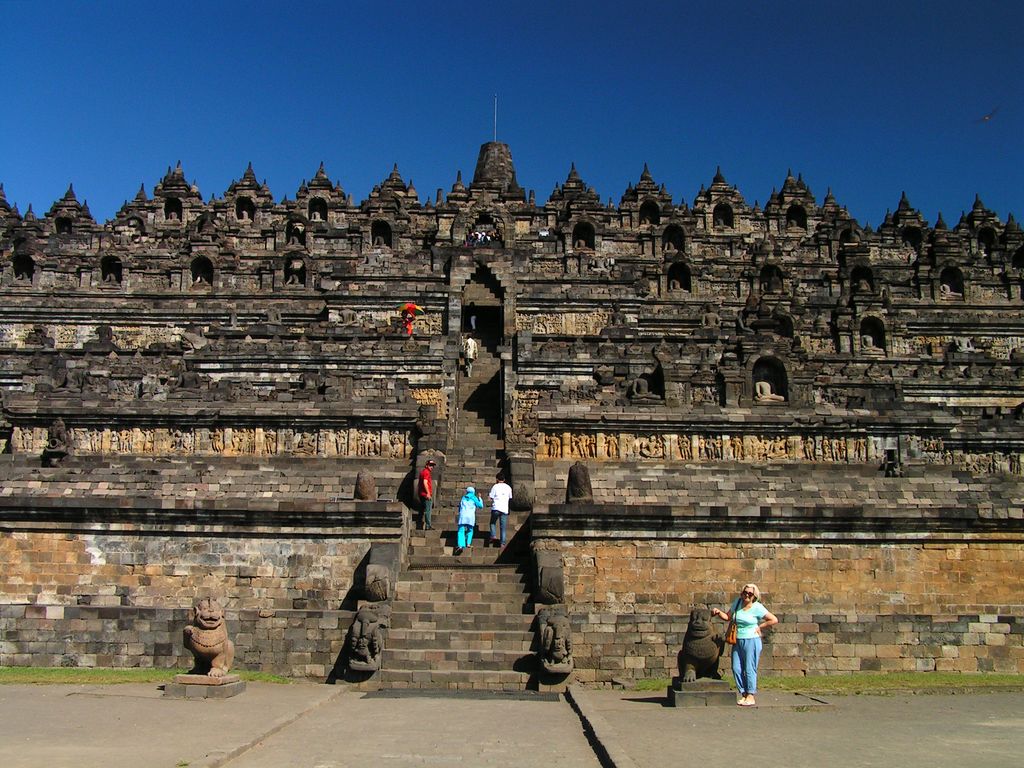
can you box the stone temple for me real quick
[1,143,1022,688]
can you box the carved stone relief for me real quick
[943,449,1024,476]
[510,389,541,437]
[10,425,412,458]
[518,311,612,335]
[410,388,447,418]
[536,431,873,465]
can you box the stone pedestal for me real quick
[163,673,246,699]
[666,677,734,708]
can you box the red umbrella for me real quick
[397,302,425,315]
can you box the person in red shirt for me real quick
[418,459,436,530]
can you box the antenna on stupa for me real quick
[493,94,498,142]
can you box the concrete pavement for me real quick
[569,686,1024,768]
[0,681,1021,768]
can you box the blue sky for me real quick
[1,0,1020,227]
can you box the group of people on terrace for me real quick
[417,461,513,553]
[464,229,501,247]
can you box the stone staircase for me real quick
[380,333,542,690]
[381,555,536,690]
[436,337,505,510]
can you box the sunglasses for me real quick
[741,591,755,597]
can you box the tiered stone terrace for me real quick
[1,142,1022,684]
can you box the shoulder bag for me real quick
[724,599,738,644]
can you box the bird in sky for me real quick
[976,106,999,123]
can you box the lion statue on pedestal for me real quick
[183,598,235,678]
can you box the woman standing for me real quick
[711,583,778,706]
[455,486,483,555]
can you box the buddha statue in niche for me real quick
[754,380,785,403]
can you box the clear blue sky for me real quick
[1,0,1020,227]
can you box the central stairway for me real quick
[381,335,540,690]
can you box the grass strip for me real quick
[0,666,293,685]
[634,672,1024,695]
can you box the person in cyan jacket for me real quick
[455,486,483,555]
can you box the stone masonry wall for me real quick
[548,540,1024,683]
[0,604,353,678]
[0,531,373,611]
[0,530,385,677]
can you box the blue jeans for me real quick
[457,524,474,548]
[489,511,507,545]
[421,498,433,528]
[732,637,762,695]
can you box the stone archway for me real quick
[462,263,505,347]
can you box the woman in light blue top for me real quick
[455,486,483,555]
[711,583,778,706]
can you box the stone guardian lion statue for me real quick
[183,598,235,678]
[679,605,724,683]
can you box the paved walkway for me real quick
[0,682,1021,768]
[570,687,1024,768]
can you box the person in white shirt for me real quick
[462,334,479,377]
[488,472,513,548]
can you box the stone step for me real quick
[386,628,534,648]
[394,587,528,604]
[463,362,501,373]
[389,612,534,631]
[382,648,532,671]
[397,568,526,585]
[409,520,526,534]
[409,519,525,536]
[440,469,504,481]
[377,668,534,691]
[407,539,523,553]
[407,531,525,549]
[390,599,532,615]
[406,538,519,553]
[396,569,526,585]
[448,439,502,448]
[406,551,517,568]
